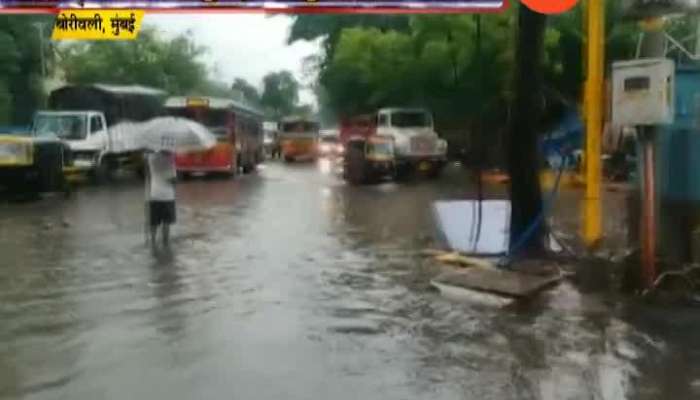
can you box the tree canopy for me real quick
[61,28,208,95]
[0,15,53,125]
[231,78,261,105]
[289,4,650,132]
[260,70,301,119]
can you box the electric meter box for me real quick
[612,58,675,126]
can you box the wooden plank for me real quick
[432,267,562,299]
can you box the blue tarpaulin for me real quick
[540,109,583,169]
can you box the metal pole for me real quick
[638,21,666,289]
[640,127,657,288]
[474,14,484,248]
[583,0,605,248]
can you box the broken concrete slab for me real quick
[432,266,563,299]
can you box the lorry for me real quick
[32,84,167,183]
[0,126,70,195]
[339,108,448,184]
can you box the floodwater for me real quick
[1,161,699,400]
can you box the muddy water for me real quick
[1,162,699,399]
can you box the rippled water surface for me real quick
[1,162,699,399]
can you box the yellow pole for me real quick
[583,0,605,248]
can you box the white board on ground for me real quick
[432,200,561,255]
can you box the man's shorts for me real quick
[149,201,176,227]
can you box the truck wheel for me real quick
[92,158,112,185]
[225,150,237,178]
[394,164,412,182]
[344,146,367,185]
[284,156,294,163]
[427,164,444,179]
[136,165,146,180]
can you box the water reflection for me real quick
[0,163,698,400]
[148,250,187,341]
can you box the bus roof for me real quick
[165,96,264,117]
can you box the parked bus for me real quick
[279,117,320,162]
[165,96,264,177]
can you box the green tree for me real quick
[0,15,53,125]
[231,78,261,104]
[260,70,300,119]
[287,15,411,63]
[61,28,207,95]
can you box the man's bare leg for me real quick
[151,225,158,250]
[162,224,170,248]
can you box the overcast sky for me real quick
[145,14,321,105]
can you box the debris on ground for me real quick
[431,264,563,299]
[642,264,700,305]
[424,248,566,305]
[428,250,497,269]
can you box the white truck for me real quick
[32,84,166,182]
[374,108,448,178]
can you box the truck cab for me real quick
[375,108,447,176]
[32,111,109,172]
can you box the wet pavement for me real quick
[1,161,700,400]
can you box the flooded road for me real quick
[1,162,699,399]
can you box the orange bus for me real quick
[279,116,320,162]
[165,96,264,177]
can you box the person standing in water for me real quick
[146,149,177,248]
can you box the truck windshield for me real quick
[391,112,431,128]
[33,114,87,140]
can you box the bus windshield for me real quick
[281,121,318,134]
[167,107,229,137]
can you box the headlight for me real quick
[320,143,332,153]
[437,139,448,153]
[0,141,33,165]
[336,144,345,154]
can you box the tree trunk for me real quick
[507,6,548,256]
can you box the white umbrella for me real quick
[136,116,217,153]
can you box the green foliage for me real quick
[260,70,301,119]
[62,28,207,95]
[231,78,261,104]
[287,15,411,62]
[293,6,649,132]
[0,15,53,125]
